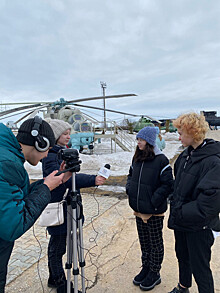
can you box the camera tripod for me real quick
[56,149,86,293]
[65,172,85,293]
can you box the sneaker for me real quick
[169,283,190,293]
[140,271,161,291]
[133,266,149,286]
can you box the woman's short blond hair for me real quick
[173,112,209,142]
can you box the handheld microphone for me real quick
[98,164,111,179]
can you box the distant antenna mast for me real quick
[100,81,107,129]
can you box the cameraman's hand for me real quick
[59,161,72,183]
[95,175,106,186]
[44,170,64,191]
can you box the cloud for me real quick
[0,0,220,121]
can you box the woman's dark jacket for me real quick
[42,145,96,235]
[168,139,220,232]
[126,146,173,214]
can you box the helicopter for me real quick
[133,116,177,133]
[44,103,96,152]
[0,94,139,152]
[133,116,156,132]
[201,111,220,129]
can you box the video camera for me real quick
[57,148,82,173]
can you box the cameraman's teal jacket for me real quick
[0,123,51,241]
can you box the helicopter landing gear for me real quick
[79,146,84,153]
[88,144,94,155]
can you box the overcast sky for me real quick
[0,0,220,123]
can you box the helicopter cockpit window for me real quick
[74,114,83,121]
[68,116,74,125]
[73,122,80,132]
[81,122,91,132]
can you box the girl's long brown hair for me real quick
[133,143,155,162]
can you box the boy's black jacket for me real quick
[168,139,220,232]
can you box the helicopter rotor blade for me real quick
[73,103,139,116]
[74,104,162,123]
[0,93,136,109]
[14,105,48,124]
[0,104,44,118]
[14,110,37,124]
[0,102,48,105]
[66,94,137,104]
[0,105,47,122]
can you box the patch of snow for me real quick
[97,185,126,193]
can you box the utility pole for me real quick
[100,81,107,130]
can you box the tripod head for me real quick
[57,148,81,174]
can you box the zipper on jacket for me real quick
[137,162,144,212]
[183,155,190,169]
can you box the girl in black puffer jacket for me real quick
[126,126,173,291]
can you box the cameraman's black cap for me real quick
[16,118,55,148]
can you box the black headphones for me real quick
[31,116,50,152]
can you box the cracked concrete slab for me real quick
[5,198,220,293]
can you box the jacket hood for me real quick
[154,145,163,156]
[0,123,24,162]
[183,139,220,163]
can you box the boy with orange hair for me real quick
[168,113,220,293]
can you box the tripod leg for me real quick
[66,205,73,293]
[77,218,86,293]
[72,208,79,293]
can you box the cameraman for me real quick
[0,118,69,293]
[42,119,105,289]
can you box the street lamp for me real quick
[100,81,107,130]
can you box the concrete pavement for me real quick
[5,196,220,293]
